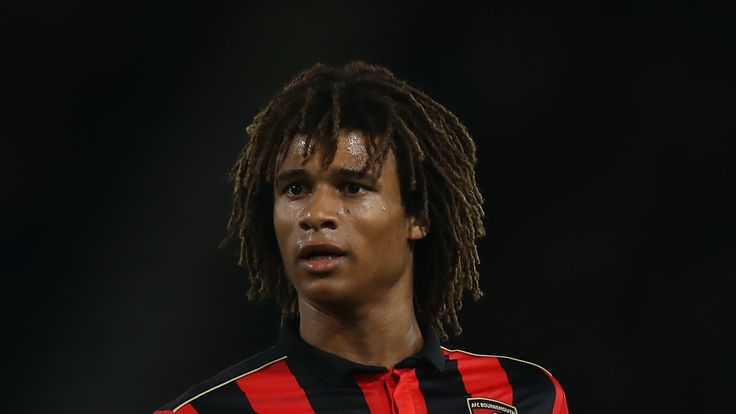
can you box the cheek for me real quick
[348,201,408,245]
[273,202,298,248]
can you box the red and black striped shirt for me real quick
[155,321,568,414]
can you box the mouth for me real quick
[298,243,347,273]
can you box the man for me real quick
[155,62,568,414]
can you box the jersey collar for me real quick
[276,318,447,385]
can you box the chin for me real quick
[297,278,365,312]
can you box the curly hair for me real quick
[225,61,485,339]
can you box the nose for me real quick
[298,185,338,231]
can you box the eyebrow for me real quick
[274,167,378,187]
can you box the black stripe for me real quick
[498,358,556,414]
[417,357,469,414]
[286,359,372,414]
[190,381,256,414]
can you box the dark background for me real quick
[4,3,734,413]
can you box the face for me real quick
[273,130,427,313]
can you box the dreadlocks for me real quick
[225,61,485,339]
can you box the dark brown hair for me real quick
[225,61,484,338]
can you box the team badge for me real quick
[466,397,518,414]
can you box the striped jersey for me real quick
[155,320,568,414]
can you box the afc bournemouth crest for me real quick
[466,397,518,414]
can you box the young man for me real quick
[155,62,568,414]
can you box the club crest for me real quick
[466,397,518,414]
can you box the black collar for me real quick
[276,318,447,385]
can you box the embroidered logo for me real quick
[466,397,518,414]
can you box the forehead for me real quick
[276,130,380,173]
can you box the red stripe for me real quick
[546,371,569,414]
[177,404,199,414]
[393,368,428,414]
[444,349,514,405]
[355,372,391,414]
[236,359,315,414]
[154,403,197,414]
[355,368,429,414]
[152,403,198,414]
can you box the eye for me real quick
[343,182,367,194]
[286,183,308,196]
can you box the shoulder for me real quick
[442,347,569,414]
[156,345,286,413]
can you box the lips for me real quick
[298,243,347,273]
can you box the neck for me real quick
[297,294,423,368]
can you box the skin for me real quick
[273,130,428,368]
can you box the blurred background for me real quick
[3,2,734,413]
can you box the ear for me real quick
[408,215,430,241]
